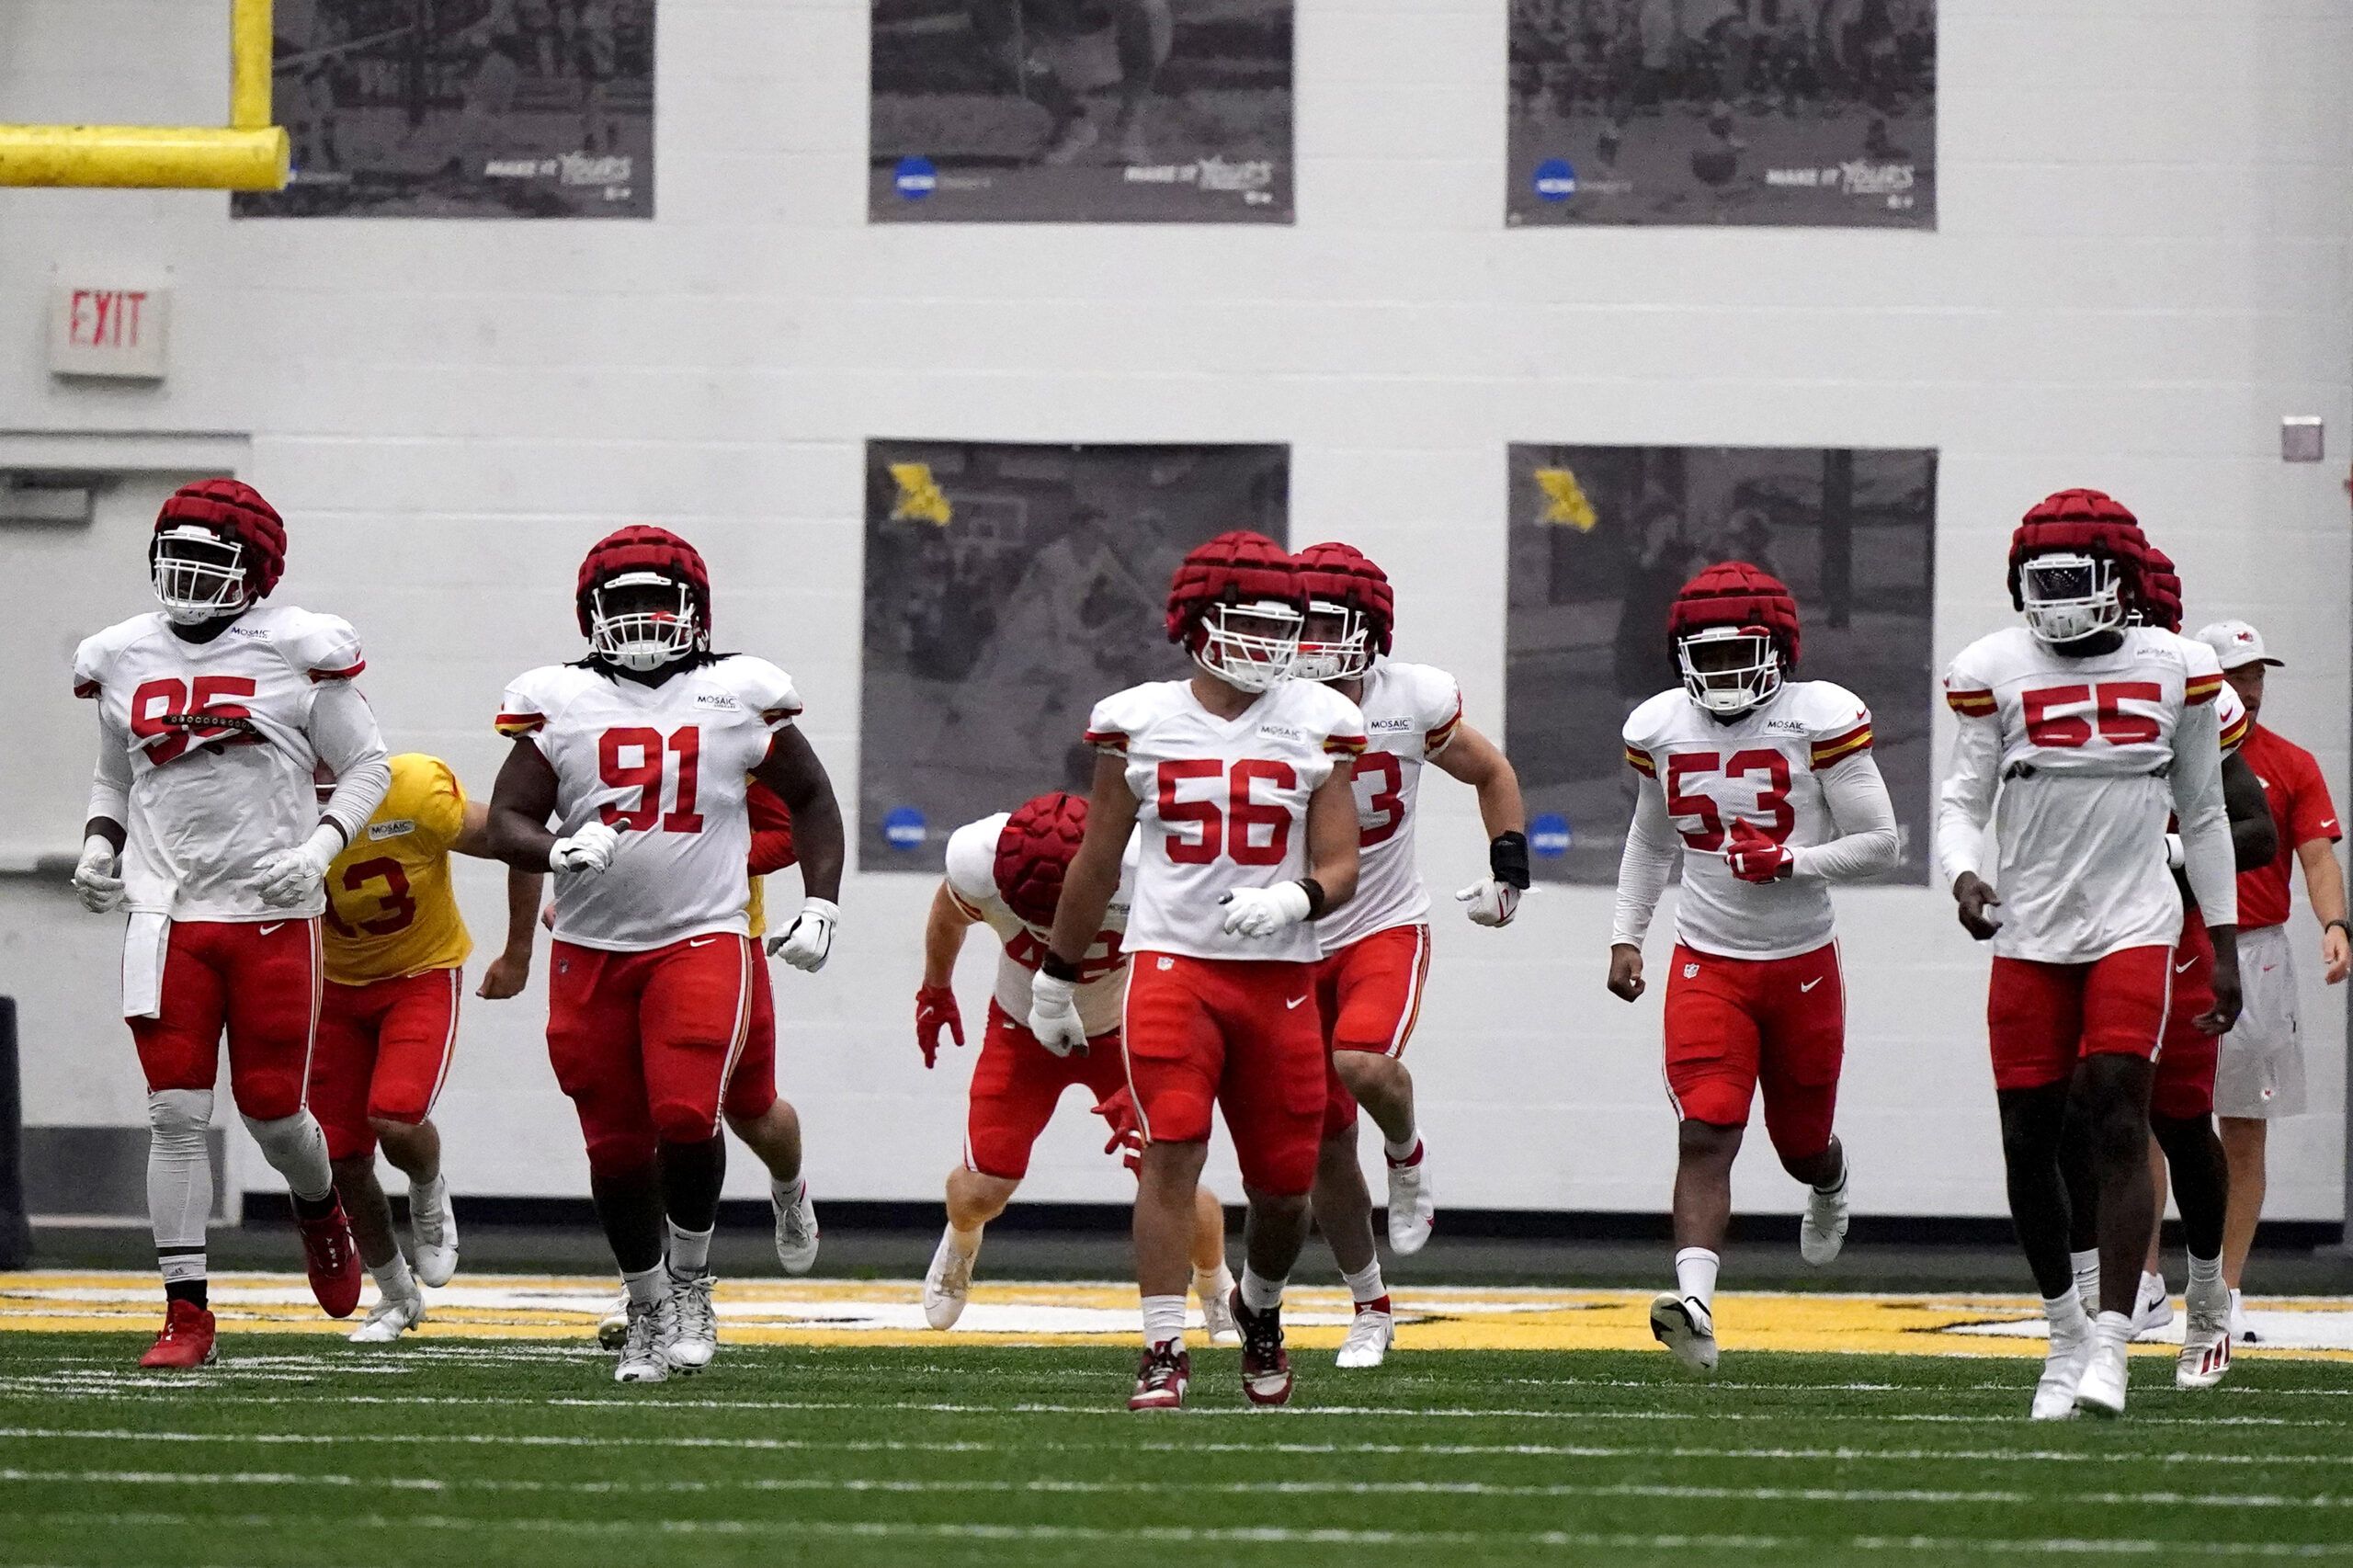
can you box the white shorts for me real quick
[2215,922,2305,1119]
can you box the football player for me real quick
[1033,531,1364,1410]
[1608,562,1899,1376]
[966,0,1175,167]
[313,753,545,1343]
[1938,490,2241,1420]
[1289,544,1529,1369]
[71,479,388,1368]
[916,790,1236,1340]
[732,777,824,1274]
[2058,544,2271,1389]
[486,527,844,1385]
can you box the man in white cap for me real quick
[2194,619,2349,1342]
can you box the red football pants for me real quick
[722,955,779,1124]
[964,1001,1130,1181]
[130,917,321,1122]
[1987,944,2173,1094]
[1315,923,1432,1138]
[310,966,461,1162]
[1661,940,1845,1164]
[2150,913,2218,1119]
[1121,951,1325,1196]
[547,934,757,1176]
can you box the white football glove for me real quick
[256,824,346,909]
[1455,877,1522,928]
[1027,971,1088,1058]
[72,834,125,914]
[768,897,838,972]
[1219,881,1313,938]
[548,820,624,875]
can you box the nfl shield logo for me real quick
[1683,962,1699,979]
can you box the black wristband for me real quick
[1039,951,1083,983]
[2328,919,2352,940]
[1489,831,1531,890]
[1297,878,1329,920]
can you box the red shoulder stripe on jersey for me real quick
[1083,728,1128,755]
[73,679,98,699]
[494,712,546,737]
[2220,710,2252,752]
[1809,724,1873,769]
[1324,733,1367,757]
[1426,699,1465,756]
[1945,688,1996,716]
[2185,675,2223,706]
[945,883,986,923]
[310,661,365,683]
[761,704,801,725]
[1624,745,1657,778]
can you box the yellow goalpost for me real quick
[0,0,288,190]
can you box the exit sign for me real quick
[49,283,170,380]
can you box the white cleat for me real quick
[596,1293,629,1352]
[1649,1291,1717,1376]
[773,1179,820,1276]
[2031,1318,2091,1420]
[924,1230,978,1331]
[665,1273,718,1374]
[2075,1336,2130,1419]
[347,1290,425,1344]
[2177,1275,2234,1390]
[1336,1301,1395,1369]
[1197,1266,1241,1347]
[1800,1172,1849,1267]
[1384,1141,1436,1256]
[408,1176,458,1289]
[613,1294,676,1384]
[2130,1270,2173,1339]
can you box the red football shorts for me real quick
[964,1001,1130,1181]
[547,933,757,1175]
[1315,923,1433,1138]
[310,966,461,1162]
[722,955,779,1124]
[131,917,321,1122]
[1987,943,2173,1094]
[1661,940,1844,1163]
[1121,951,1326,1196]
[2150,912,2217,1120]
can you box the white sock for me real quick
[370,1253,415,1301]
[621,1264,671,1308]
[2095,1308,2133,1348]
[1239,1264,1285,1313]
[1141,1292,1187,1350]
[772,1175,803,1208]
[2188,1252,2222,1287]
[1381,1132,1421,1165]
[948,1223,983,1257]
[159,1249,206,1289]
[411,1173,446,1210]
[2070,1247,2100,1312]
[665,1221,714,1279]
[242,1109,333,1202]
[1342,1260,1387,1305]
[1674,1246,1719,1311]
[1190,1261,1226,1297]
[2044,1290,2088,1342]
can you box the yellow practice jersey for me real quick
[746,876,767,941]
[323,753,473,985]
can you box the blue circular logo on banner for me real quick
[883,806,928,850]
[1530,812,1573,858]
[1532,159,1577,202]
[894,156,938,200]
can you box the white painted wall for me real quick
[2,0,2347,1220]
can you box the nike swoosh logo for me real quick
[688,937,717,949]
[2261,965,2278,973]
[2176,960,2195,973]
[258,923,284,937]
[2325,821,2338,831]
[1799,978,1824,993]
[1286,996,1308,1010]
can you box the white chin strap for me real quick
[152,530,249,624]
[1194,601,1302,693]
[588,579,699,671]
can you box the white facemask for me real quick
[1677,626,1783,716]
[588,572,700,671]
[1194,599,1303,693]
[1292,598,1371,683]
[151,525,250,625]
[2019,551,2125,645]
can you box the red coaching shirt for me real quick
[2235,723,2342,931]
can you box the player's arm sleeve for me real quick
[1420,670,1466,757]
[939,818,1005,923]
[1611,772,1678,949]
[730,657,804,733]
[416,760,468,854]
[1321,693,1369,762]
[85,706,132,828]
[746,778,798,874]
[2170,694,2237,927]
[1083,696,1132,758]
[1792,752,1901,882]
[1934,677,2001,890]
[2290,757,2342,847]
[494,676,549,740]
[308,677,392,844]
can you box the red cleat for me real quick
[1231,1288,1293,1406]
[296,1199,363,1319]
[139,1299,217,1369]
[1129,1340,1189,1411]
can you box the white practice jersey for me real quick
[498,655,801,951]
[1937,625,2234,963]
[1620,680,1882,961]
[1086,678,1367,964]
[943,812,1139,1038]
[74,606,378,922]
[1315,660,1464,953]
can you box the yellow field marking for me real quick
[5,1274,2350,1361]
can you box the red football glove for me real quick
[1725,818,1794,883]
[915,985,964,1069]
[1094,1086,1144,1175]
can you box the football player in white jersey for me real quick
[1608,562,1899,1375]
[1938,490,2240,1420]
[70,479,390,1367]
[2059,542,2271,1390]
[915,790,1237,1340]
[486,526,845,1385]
[1288,543,1529,1369]
[1031,531,1366,1411]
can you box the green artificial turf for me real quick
[2,1334,2350,1566]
